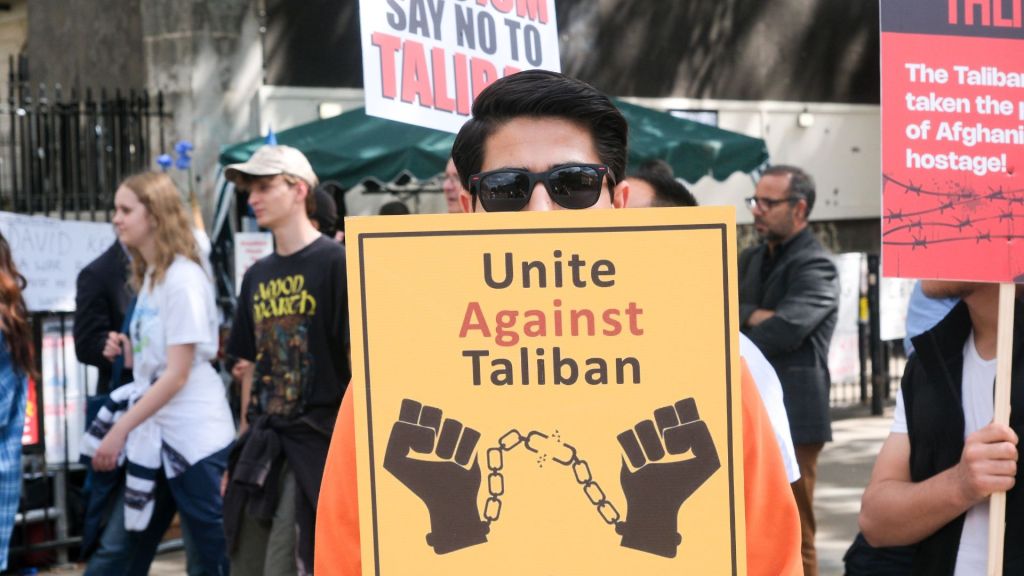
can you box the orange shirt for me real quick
[315,360,801,576]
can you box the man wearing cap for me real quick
[223,145,351,575]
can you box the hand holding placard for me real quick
[616,399,722,558]
[383,399,488,554]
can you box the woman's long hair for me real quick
[121,172,201,292]
[0,231,37,380]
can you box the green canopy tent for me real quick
[614,99,769,182]
[218,102,769,188]
[211,103,769,308]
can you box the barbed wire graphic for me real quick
[882,173,1023,248]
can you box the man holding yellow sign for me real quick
[315,70,800,575]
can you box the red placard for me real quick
[881,1,1024,282]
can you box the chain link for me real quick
[483,429,524,524]
[482,428,621,529]
[564,453,621,526]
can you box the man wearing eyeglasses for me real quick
[738,165,840,576]
[315,70,801,575]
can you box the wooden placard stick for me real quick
[987,282,1015,576]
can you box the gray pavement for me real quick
[817,407,894,576]
[39,408,893,576]
[38,550,186,575]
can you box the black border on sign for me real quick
[357,224,737,575]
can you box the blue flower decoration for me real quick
[175,154,192,171]
[156,154,173,171]
[174,140,194,155]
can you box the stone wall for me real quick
[25,0,264,223]
[141,0,262,224]
[27,0,145,90]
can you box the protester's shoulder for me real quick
[738,243,762,260]
[802,233,838,262]
[307,237,347,280]
[79,243,117,277]
[737,244,763,275]
[898,351,926,393]
[166,255,209,285]
[77,258,103,283]
[793,239,838,276]
[309,235,346,262]
[79,253,104,276]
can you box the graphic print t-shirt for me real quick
[130,256,234,465]
[228,236,350,426]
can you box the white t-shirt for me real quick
[130,256,234,466]
[740,333,800,483]
[891,331,996,576]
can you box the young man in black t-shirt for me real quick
[224,145,350,575]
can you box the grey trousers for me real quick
[229,463,298,576]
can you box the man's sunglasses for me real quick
[469,164,614,212]
[744,196,798,211]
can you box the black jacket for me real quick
[903,299,1024,575]
[224,414,333,573]
[738,228,839,444]
[74,240,133,394]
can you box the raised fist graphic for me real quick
[615,398,721,558]
[383,399,489,554]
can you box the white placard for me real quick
[359,0,561,134]
[0,212,115,312]
[234,232,274,295]
[828,253,863,384]
[41,318,90,465]
[879,276,916,342]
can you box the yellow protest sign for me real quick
[347,206,745,575]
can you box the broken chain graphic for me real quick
[384,398,720,558]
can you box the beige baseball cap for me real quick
[225,145,319,189]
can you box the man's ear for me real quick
[459,189,475,213]
[295,181,310,205]
[613,179,630,209]
[794,197,809,222]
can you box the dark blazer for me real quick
[738,227,839,444]
[74,240,133,394]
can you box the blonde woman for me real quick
[82,172,233,575]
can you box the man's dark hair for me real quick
[379,200,410,215]
[310,185,339,237]
[630,159,697,207]
[763,164,816,217]
[316,181,347,232]
[451,70,628,195]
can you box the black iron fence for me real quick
[828,253,906,415]
[1,55,170,219]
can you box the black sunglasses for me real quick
[469,164,614,212]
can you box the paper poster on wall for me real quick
[41,318,89,465]
[358,0,561,134]
[879,276,916,342]
[0,212,114,312]
[881,1,1024,282]
[234,232,275,295]
[828,253,863,385]
[347,207,745,574]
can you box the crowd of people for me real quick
[0,69,1016,575]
